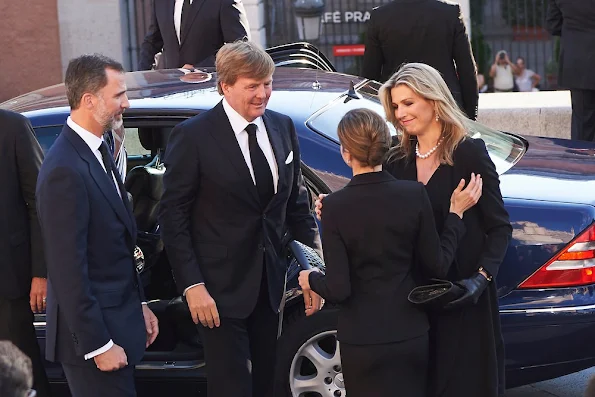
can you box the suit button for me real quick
[263,214,267,220]
[258,243,263,250]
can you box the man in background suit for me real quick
[361,0,478,119]
[159,40,323,397]
[547,0,595,142]
[0,109,51,397]
[36,54,158,397]
[138,0,250,70]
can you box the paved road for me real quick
[505,367,595,397]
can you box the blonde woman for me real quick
[381,63,512,396]
[314,63,512,396]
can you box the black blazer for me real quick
[36,125,146,366]
[159,101,322,319]
[0,110,45,300]
[387,139,511,279]
[361,0,478,119]
[308,170,465,345]
[139,0,249,70]
[546,0,595,90]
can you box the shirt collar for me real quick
[67,116,104,152]
[221,98,265,137]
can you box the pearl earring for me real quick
[435,114,440,122]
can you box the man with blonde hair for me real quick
[159,40,323,396]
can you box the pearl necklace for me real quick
[415,137,444,159]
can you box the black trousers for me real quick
[570,89,595,142]
[0,297,52,397]
[62,363,135,397]
[340,334,429,397]
[197,271,279,397]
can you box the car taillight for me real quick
[519,223,595,289]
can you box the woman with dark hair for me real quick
[298,108,482,397]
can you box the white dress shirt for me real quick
[183,99,279,296]
[174,0,194,44]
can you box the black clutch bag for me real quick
[408,279,465,310]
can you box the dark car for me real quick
[3,44,595,396]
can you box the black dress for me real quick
[385,138,512,397]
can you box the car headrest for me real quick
[138,127,172,152]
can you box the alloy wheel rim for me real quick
[289,330,345,397]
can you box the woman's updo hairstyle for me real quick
[337,108,391,167]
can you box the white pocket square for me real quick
[285,151,294,164]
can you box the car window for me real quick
[33,125,62,153]
[124,127,151,157]
[306,80,526,175]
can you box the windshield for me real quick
[306,80,526,175]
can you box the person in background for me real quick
[361,0,478,120]
[547,0,595,142]
[490,50,519,92]
[0,341,35,397]
[515,57,541,92]
[138,0,250,70]
[0,109,52,397]
[298,108,482,397]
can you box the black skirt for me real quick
[340,334,429,397]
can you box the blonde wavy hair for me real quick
[379,63,469,165]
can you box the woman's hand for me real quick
[449,173,483,218]
[299,269,314,290]
[314,193,328,221]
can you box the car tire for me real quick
[275,303,345,397]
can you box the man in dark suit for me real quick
[36,54,159,397]
[138,0,250,70]
[159,40,323,397]
[547,0,595,142]
[361,0,478,119]
[0,109,51,397]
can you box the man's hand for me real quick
[185,284,220,328]
[142,305,159,348]
[30,277,47,313]
[314,193,328,221]
[94,344,128,372]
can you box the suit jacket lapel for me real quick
[262,111,287,194]
[207,102,261,207]
[180,0,207,46]
[63,126,134,237]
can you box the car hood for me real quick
[500,135,595,206]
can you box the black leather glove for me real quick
[445,271,490,309]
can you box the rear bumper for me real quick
[501,302,595,387]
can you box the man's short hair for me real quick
[0,341,33,397]
[65,54,125,110]
[215,40,275,95]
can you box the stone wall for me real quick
[477,91,572,139]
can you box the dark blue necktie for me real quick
[245,123,274,208]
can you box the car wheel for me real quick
[275,304,344,397]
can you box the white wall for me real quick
[244,0,267,47]
[57,0,129,75]
[454,0,472,38]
